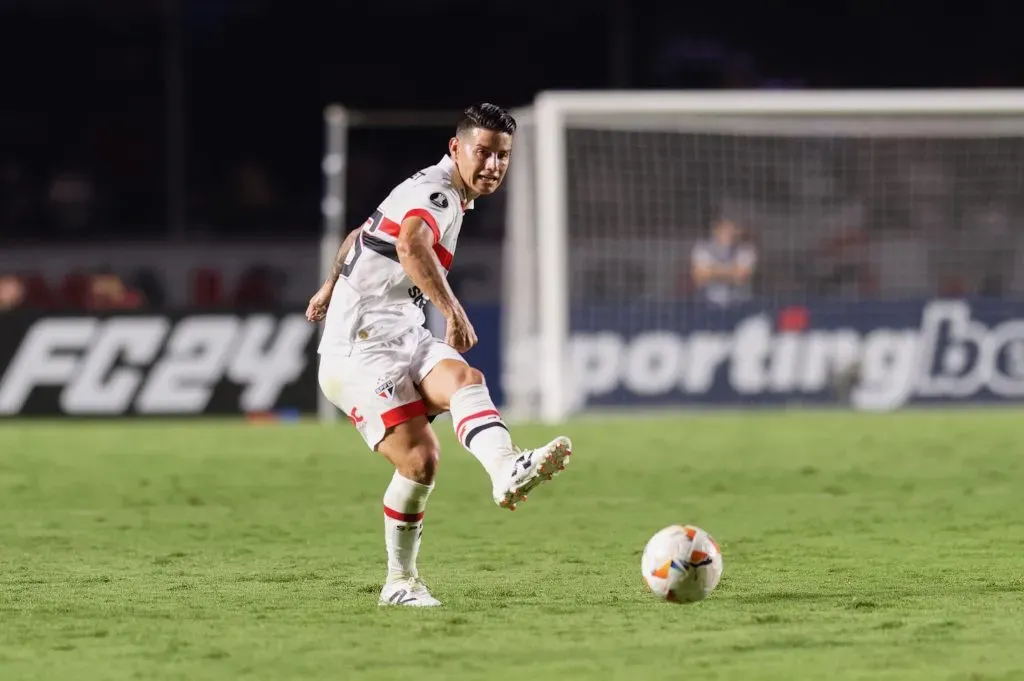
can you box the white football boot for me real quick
[492,436,573,511]
[378,577,442,607]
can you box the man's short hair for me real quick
[456,103,517,137]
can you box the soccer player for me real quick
[305,103,572,607]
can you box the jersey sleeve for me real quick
[691,241,714,268]
[388,183,460,244]
[736,244,757,269]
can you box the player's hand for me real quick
[445,310,478,353]
[305,283,334,322]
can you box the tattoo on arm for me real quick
[328,228,361,284]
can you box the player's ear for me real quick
[447,136,459,159]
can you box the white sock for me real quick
[449,383,514,480]
[382,472,433,582]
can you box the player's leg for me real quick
[373,416,442,607]
[416,358,512,479]
[317,346,441,607]
[410,330,572,511]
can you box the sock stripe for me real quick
[383,505,425,523]
[456,408,502,442]
[464,421,510,449]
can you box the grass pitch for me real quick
[2,411,1024,680]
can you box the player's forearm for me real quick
[731,265,752,283]
[397,239,463,319]
[693,266,724,285]
[696,264,737,282]
[326,228,361,285]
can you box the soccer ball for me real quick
[641,524,723,603]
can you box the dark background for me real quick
[3,0,1022,244]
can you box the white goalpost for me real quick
[319,105,347,422]
[503,89,1024,424]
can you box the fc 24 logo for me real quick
[0,314,315,415]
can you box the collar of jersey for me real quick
[437,155,475,212]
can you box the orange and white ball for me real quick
[641,524,723,603]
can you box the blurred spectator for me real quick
[85,273,145,310]
[0,275,26,311]
[690,218,757,306]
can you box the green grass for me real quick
[2,411,1024,680]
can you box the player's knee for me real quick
[399,443,440,485]
[453,365,486,389]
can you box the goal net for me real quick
[502,91,1024,423]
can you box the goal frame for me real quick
[527,88,1024,424]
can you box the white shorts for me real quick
[317,325,465,450]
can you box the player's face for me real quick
[449,128,513,198]
[714,220,738,245]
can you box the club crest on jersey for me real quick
[429,192,448,209]
[375,377,396,400]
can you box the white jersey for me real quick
[318,156,473,353]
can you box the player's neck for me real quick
[449,163,480,203]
